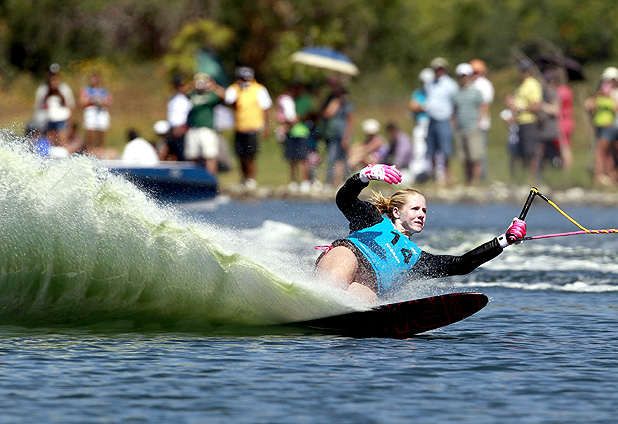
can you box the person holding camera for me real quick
[185,73,226,174]
[225,67,273,190]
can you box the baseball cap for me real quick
[193,72,210,82]
[518,60,534,71]
[601,67,618,81]
[153,120,170,135]
[235,66,255,81]
[455,63,474,77]
[361,119,381,134]
[418,68,435,84]
[430,57,448,70]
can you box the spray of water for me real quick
[0,132,361,330]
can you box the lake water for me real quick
[1,137,618,423]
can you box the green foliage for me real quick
[2,0,100,75]
[0,0,207,76]
[3,0,618,87]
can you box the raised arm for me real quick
[335,173,379,232]
[336,165,402,232]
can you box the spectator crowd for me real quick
[23,57,618,192]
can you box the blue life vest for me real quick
[347,217,422,294]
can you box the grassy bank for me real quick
[0,60,608,192]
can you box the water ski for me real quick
[295,292,488,338]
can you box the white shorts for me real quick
[185,127,219,160]
[83,106,110,131]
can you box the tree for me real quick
[3,0,618,88]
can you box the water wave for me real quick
[452,280,618,293]
[0,135,360,330]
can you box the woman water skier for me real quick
[316,164,527,302]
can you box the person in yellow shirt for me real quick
[585,74,618,185]
[225,67,273,190]
[506,60,543,178]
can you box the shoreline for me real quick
[219,181,618,207]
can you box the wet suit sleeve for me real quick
[335,173,383,232]
[410,238,503,279]
[335,173,503,281]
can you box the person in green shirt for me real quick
[294,83,322,185]
[185,73,225,174]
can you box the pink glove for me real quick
[506,218,527,245]
[359,164,402,184]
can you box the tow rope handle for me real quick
[518,187,538,221]
[517,187,618,241]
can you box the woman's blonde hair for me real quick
[369,188,424,220]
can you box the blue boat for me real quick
[101,161,218,202]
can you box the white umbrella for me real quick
[290,46,359,76]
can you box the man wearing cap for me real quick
[470,59,494,180]
[225,67,273,189]
[506,60,543,175]
[186,73,226,174]
[424,57,459,183]
[453,63,486,185]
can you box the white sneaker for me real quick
[243,178,258,190]
[287,181,299,192]
[299,180,311,193]
[322,183,334,192]
[311,180,323,191]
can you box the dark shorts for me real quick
[167,135,185,161]
[235,131,259,158]
[517,122,539,159]
[595,126,618,142]
[284,136,308,161]
[47,120,67,131]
